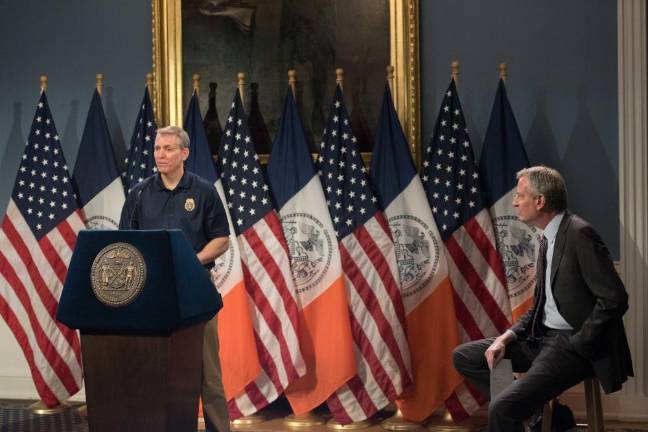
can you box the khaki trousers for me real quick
[202,314,230,432]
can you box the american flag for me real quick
[122,88,157,193]
[0,92,84,407]
[421,79,511,419]
[217,90,305,418]
[319,86,411,424]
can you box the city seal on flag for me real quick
[389,215,440,298]
[85,214,119,230]
[212,238,235,287]
[494,214,538,301]
[281,213,333,294]
[91,242,147,307]
[185,197,196,212]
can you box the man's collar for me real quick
[543,212,565,242]
[153,170,192,191]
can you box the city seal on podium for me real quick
[91,242,147,307]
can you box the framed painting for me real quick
[151,0,420,164]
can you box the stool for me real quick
[541,376,604,432]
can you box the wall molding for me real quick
[618,0,648,403]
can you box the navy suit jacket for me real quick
[511,212,633,394]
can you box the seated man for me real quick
[453,166,633,432]
[119,126,231,432]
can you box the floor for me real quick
[1,399,647,432]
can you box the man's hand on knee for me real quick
[485,330,517,369]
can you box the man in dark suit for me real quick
[453,166,633,432]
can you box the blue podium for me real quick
[57,229,222,432]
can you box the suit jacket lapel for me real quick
[550,212,571,286]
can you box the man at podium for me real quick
[119,125,231,432]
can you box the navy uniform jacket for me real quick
[119,171,229,268]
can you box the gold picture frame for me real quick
[151,0,421,165]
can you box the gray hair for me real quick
[156,125,190,149]
[516,166,567,212]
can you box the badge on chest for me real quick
[185,197,196,212]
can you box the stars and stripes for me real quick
[122,88,157,193]
[217,90,305,418]
[319,85,411,424]
[184,90,261,402]
[421,79,511,420]
[0,91,84,407]
[371,85,463,421]
[267,89,356,414]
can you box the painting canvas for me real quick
[182,0,390,154]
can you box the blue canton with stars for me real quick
[318,86,378,240]
[11,92,78,238]
[421,79,487,240]
[217,91,273,235]
[122,88,157,193]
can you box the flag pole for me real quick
[336,68,344,92]
[288,69,297,97]
[192,73,200,96]
[387,65,395,93]
[451,60,460,86]
[146,73,154,98]
[499,62,507,83]
[40,75,48,93]
[237,72,246,108]
[96,74,104,96]
[28,76,73,417]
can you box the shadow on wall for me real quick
[525,87,563,173]
[61,100,80,167]
[104,86,127,173]
[460,87,484,158]
[0,103,26,205]
[562,87,619,254]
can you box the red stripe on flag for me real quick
[445,391,470,422]
[57,217,78,251]
[243,223,300,332]
[3,218,81,361]
[243,381,269,412]
[0,291,60,407]
[373,212,394,241]
[327,393,353,425]
[227,398,244,420]
[464,218,508,291]
[38,236,68,286]
[0,250,79,395]
[445,235,510,333]
[345,374,379,418]
[239,258,299,384]
[451,289,485,341]
[263,212,290,256]
[354,222,406,327]
[344,230,410,382]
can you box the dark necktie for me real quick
[529,235,548,342]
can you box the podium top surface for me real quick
[57,229,222,332]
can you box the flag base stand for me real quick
[381,409,421,431]
[426,410,473,431]
[283,411,326,427]
[231,412,267,428]
[76,404,87,417]
[326,418,372,430]
[29,400,69,415]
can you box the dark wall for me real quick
[0,0,152,216]
[420,0,619,257]
[0,1,619,257]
